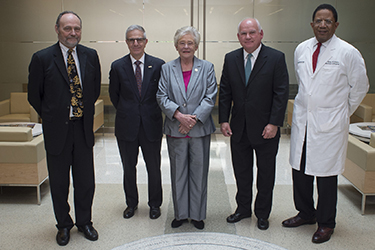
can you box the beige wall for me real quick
[0,0,374,101]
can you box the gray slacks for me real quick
[167,135,211,221]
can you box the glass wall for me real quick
[1,0,374,128]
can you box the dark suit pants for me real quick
[292,139,337,228]
[117,123,162,208]
[231,129,279,219]
[46,119,95,229]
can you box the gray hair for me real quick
[237,18,262,33]
[174,26,200,47]
[126,25,147,39]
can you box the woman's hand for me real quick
[174,110,196,135]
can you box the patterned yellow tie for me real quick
[67,49,84,118]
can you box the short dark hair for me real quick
[56,11,82,28]
[312,4,338,22]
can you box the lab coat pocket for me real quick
[319,65,341,85]
[315,105,346,133]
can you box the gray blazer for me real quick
[157,56,217,137]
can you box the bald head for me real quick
[238,18,262,33]
[237,18,263,54]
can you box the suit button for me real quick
[65,122,68,125]
[183,103,186,107]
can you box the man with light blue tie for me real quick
[219,17,289,230]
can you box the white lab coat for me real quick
[290,35,369,176]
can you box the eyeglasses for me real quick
[127,38,146,44]
[178,41,195,47]
[313,19,334,26]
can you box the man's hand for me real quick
[220,122,232,137]
[262,124,278,139]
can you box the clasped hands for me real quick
[174,110,197,135]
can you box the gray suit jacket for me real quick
[157,57,217,137]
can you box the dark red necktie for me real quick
[135,61,142,97]
[312,42,322,73]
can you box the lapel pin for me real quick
[148,65,152,68]
[195,68,198,72]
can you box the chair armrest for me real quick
[352,103,373,122]
[0,99,10,116]
[30,106,39,123]
[347,135,375,171]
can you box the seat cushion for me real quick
[0,114,31,123]
[0,127,32,142]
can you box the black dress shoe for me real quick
[123,206,137,219]
[77,224,98,241]
[257,218,269,230]
[282,215,316,227]
[192,220,205,230]
[312,226,334,243]
[171,218,188,228]
[226,212,251,223]
[149,206,161,219]
[56,228,70,246]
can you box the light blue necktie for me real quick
[245,53,252,85]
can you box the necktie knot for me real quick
[135,60,141,66]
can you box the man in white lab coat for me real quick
[282,4,369,244]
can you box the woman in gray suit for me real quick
[157,26,217,230]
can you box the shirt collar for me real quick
[59,42,76,54]
[313,35,334,48]
[243,43,262,61]
[130,54,145,65]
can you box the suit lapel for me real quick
[142,53,153,99]
[186,57,202,100]
[124,55,141,100]
[172,58,187,101]
[76,45,87,84]
[235,49,246,85]
[53,43,70,85]
[248,45,267,85]
[313,36,335,76]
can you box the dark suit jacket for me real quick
[219,45,289,144]
[28,42,101,155]
[109,53,165,142]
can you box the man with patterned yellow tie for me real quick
[283,4,368,244]
[28,11,101,246]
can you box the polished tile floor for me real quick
[1,132,375,250]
